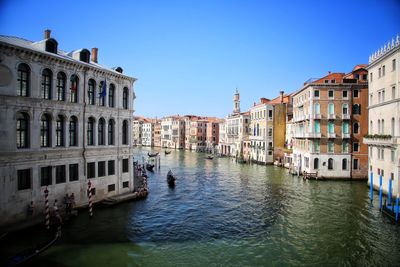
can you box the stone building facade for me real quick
[0,30,136,227]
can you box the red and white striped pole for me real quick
[44,187,50,230]
[88,180,93,217]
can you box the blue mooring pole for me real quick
[388,179,392,205]
[396,194,399,222]
[370,172,373,205]
[379,175,383,210]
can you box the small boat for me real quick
[146,163,155,172]
[206,155,214,160]
[3,230,60,267]
[167,170,176,187]
[165,150,171,155]
[148,152,159,157]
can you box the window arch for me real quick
[17,112,29,148]
[41,68,52,99]
[313,158,319,170]
[108,84,115,108]
[70,75,79,103]
[56,115,64,147]
[328,158,334,170]
[108,119,115,145]
[352,104,361,115]
[122,120,128,145]
[98,118,105,145]
[314,102,320,114]
[69,116,78,146]
[99,81,106,106]
[87,117,95,145]
[342,103,348,115]
[123,87,128,109]
[17,63,30,97]
[40,114,51,147]
[56,72,66,101]
[88,79,96,105]
[342,158,347,170]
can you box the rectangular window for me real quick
[123,181,129,188]
[314,90,320,98]
[379,68,381,77]
[343,121,349,134]
[314,140,320,153]
[55,165,66,184]
[353,90,359,98]
[382,65,385,76]
[324,80,329,83]
[328,90,334,98]
[328,141,334,153]
[328,121,334,133]
[69,164,79,181]
[362,74,367,81]
[122,158,129,173]
[370,72,373,82]
[391,150,395,162]
[314,121,320,133]
[108,160,115,175]
[108,184,115,192]
[393,59,396,71]
[353,142,359,152]
[41,166,52,186]
[353,159,359,170]
[343,90,348,99]
[342,142,349,153]
[392,86,396,99]
[268,110,273,118]
[381,149,384,160]
[87,162,95,178]
[98,161,106,177]
[18,169,31,190]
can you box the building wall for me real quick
[273,103,286,163]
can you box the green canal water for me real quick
[8,149,400,266]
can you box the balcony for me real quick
[294,115,306,122]
[313,114,322,120]
[363,135,398,147]
[328,114,336,120]
[342,133,350,138]
[342,114,350,120]
[306,132,321,138]
[327,133,336,138]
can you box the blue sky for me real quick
[1,0,399,118]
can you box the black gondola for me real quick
[146,163,155,172]
[167,170,176,187]
[164,150,171,155]
[148,152,159,157]
[206,155,214,160]
[2,230,60,267]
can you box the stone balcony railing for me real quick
[327,133,336,138]
[328,114,336,120]
[363,135,398,147]
[342,114,350,120]
[342,133,350,138]
[313,114,322,120]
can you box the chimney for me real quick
[91,48,98,63]
[328,71,331,74]
[44,29,51,39]
[280,91,284,103]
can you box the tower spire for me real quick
[233,89,240,114]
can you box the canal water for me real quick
[14,149,400,266]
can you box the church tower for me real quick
[233,88,240,114]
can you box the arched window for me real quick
[314,102,320,114]
[56,115,64,147]
[108,84,115,108]
[352,104,361,115]
[56,72,66,101]
[378,120,381,134]
[353,123,359,134]
[328,121,334,134]
[382,119,385,134]
[70,75,79,103]
[17,112,29,148]
[17,63,30,97]
[99,81,106,106]
[40,114,51,147]
[370,121,373,134]
[313,158,319,170]
[391,118,395,136]
[328,158,334,170]
[123,87,128,109]
[87,117,95,145]
[69,116,78,146]
[342,121,349,134]
[256,123,260,136]
[98,118,105,145]
[342,158,347,170]
[122,120,128,145]
[342,103,348,115]
[88,79,96,105]
[328,103,334,115]
[41,69,52,99]
[108,119,114,145]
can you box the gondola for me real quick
[206,155,214,160]
[164,150,171,155]
[2,230,60,267]
[146,163,155,172]
[167,170,176,187]
[148,152,159,157]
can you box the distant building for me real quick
[153,120,161,147]
[0,30,136,227]
[161,116,185,149]
[132,117,144,146]
[142,120,153,147]
[206,119,221,153]
[365,36,400,196]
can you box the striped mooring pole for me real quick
[44,187,50,230]
[370,172,373,205]
[88,180,93,217]
[379,175,383,210]
[395,194,399,222]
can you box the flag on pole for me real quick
[100,78,107,97]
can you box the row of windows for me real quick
[312,103,361,115]
[308,140,358,153]
[313,89,353,99]
[370,147,396,162]
[251,109,273,120]
[370,59,396,82]
[17,159,129,191]
[16,112,129,149]
[308,158,359,171]
[370,117,399,136]
[16,63,130,109]
[369,86,397,105]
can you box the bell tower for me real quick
[233,88,240,114]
